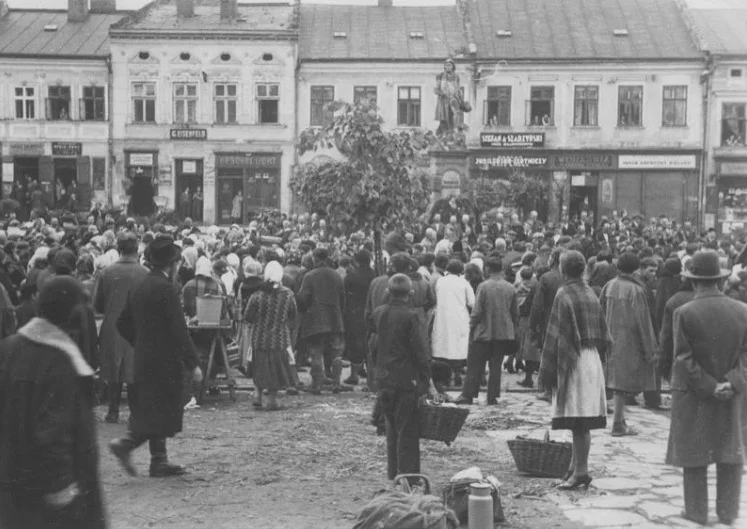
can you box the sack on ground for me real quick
[353,491,458,529]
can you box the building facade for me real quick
[0,0,122,216]
[686,4,747,233]
[109,0,298,224]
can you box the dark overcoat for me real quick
[296,264,345,339]
[0,318,105,529]
[117,271,199,437]
[343,266,376,363]
[93,256,149,384]
[666,290,747,468]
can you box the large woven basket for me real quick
[507,432,572,478]
[419,402,469,446]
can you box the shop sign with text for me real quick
[472,154,547,169]
[618,154,697,170]
[170,128,207,140]
[128,153,154,166]
[9,143,44,156]
[720,161,747,176]
[52,142,82,156]
[215,153,281,168]
[548,154,616,170]
[480,132,545,148]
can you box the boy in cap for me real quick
[371,273,432,481]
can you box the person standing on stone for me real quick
[296,247,346,394]
[454,257,517,405]
[540,251,610,490]
[666,250,747,526]
[93,232,149,424]
[109,237,202,478]
[599,252,658,437]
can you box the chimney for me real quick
[68,0,89,22]
[90,0,116,13]
[176,0,194,18]
[378,0,393,6]
[220,0,238,21]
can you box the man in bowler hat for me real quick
[666,250,747,526]
[109,237,203,477]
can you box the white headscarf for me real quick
[264,261,284,287]
[195,256,213,278]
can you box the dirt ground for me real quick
[97,383,581,529]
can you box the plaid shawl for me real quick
[540,279,612,397]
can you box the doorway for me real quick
[130,176,155,216]
[53,158,77,209]
[175,159,204,222]
[570,186,598,224]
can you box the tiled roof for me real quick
[469,0,702,61]
[0,10,123,58]
[685,8,747,55]
[113,0,296,34]
[299,4,466,61]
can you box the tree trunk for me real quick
[374,227,384,276]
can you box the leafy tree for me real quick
[470,170,550,219]
[291,99,457,236]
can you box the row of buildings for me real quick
[0,0,745,232]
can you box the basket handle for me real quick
[393,474,431,495]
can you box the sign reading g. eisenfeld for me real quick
[480,132,545,148]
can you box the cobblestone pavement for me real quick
[480,381,747,529]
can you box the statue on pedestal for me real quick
[434,58,471,136]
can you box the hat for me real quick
[681,250,731,280]
[53,248,77,275]
[146,237,181,268]
[38,276,89,327]
[195,256,213,278]
[388,273,412,296]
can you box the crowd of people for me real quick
[0,202,745,528]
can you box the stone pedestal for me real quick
[428,150,470,203]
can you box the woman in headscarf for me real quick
[76,254,96,299]
[178,245,199,289]
[237,259,264,371]
[244,261,297,411]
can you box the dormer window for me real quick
[613,29,629,37]
[731,69,744,78]
[220,53,231,61]
[333,32,347,39]
[180,52,191,61]
[496,30,512,37]
[409,31,424,39]
[138,51,150,60]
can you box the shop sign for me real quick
[128,153,154,166]
[170,128,207,140]
[548,154,616,170]
[618,154,697,170]
[9,142,44,156]
[480,132,544,148]
[182,161,197,174]
[52,142,82,156]
[720,161,747,175]
[472,154,547,169]
[215,153,282,168]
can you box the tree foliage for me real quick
[290,99,450,233]
[472,170,550,218]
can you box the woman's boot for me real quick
[344,364,361,385]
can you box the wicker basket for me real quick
[507,431,572,478]
[419,402,469,446]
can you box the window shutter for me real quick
[483,100,488,125]
[39,156,55,209]
[525,100,531,126]
[76,156,92,211]
[45,98,52,120]
[79,99,86,121]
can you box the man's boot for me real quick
[106,382,123,424]
[344,364,361,385]
[149,439,186,478]
[331,358,353,393]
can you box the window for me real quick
[484,86,511,126]
[174,83,197,124]
[14,86,35,119]
[132,82,156,123]
[573,86,599,126]
[527,86,554,126]
[722,103,746,146]
[662,86,687,127]
[82,86,105,121]
[310,86,334,127]
[256,83,279,124]
[353,86,377,107]
[618,86,643,126]
[214,83,237,124]
[397,86,421,127]
[731,69,743,78]
[47,86,71,120]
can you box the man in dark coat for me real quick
[372,273,431,481]
[666,250,747,526]
[93,231,149,424]
[342,249,376,385]
[0,277,106,529]
[110,237,202,478]
[658,278,695,381]
[296,246,346,393]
